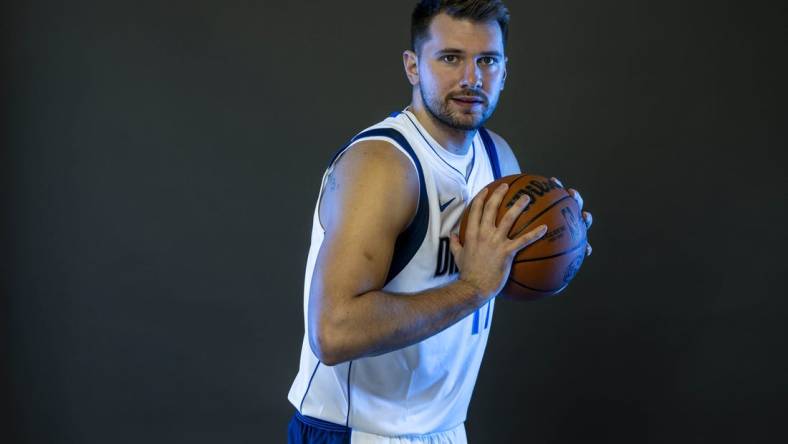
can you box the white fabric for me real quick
[404,110,476,179]
[287,110,498,440]
[351,422,467,444]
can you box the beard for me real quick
[420,86,498,131]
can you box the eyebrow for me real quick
[435,48,504,57]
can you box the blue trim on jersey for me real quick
[467,141,477,181]
[403,113,472,180]
[299,361,321,412]
[389,111,402,118]
[325,140,354,169]
[478,127,502,179]
[471,301,491,335]
[345,361,353,427]
[472,309,480,335]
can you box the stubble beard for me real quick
[420,86,497,132]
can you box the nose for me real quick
[460,61,482,89]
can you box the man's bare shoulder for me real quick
[484,129,522,176]
[320,138,419,234]
[336,138,415,172]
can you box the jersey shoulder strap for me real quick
[478,127,502,179]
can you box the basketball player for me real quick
[288,1,592,442]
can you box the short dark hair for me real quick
[411,0,510,53]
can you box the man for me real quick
[287,1,592,442]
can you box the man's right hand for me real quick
[310,143,545,366]
[449,183,548,300]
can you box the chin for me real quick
[451,121,482,131]
[451,114,485,131]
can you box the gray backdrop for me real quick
[3,0,787,443]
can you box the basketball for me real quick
[459,174,587,301]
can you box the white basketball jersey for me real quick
[287,109,503,438]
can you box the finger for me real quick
[481,183,509,229]
[450,232,463,258]
[568,188,584,210]
[586,243,592,256]
[465,188,488,241]
[550,177,564,187]
[496,193,531,239]
[450,233,464,269]
[583,211,593,229]
[509,224,548,253]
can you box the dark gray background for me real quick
[3,0,787,443]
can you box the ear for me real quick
[500,57,508,91]
[403,50,419,86]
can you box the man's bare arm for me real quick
[308,140,544,366]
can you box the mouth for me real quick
[450,96,486,112]
[450,96,485,105]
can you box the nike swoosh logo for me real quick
[439,197,456,212]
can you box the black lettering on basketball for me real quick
[505,189,526,208]
[525,184,543,197]
[544,226,566,243]
[561,206,582,239]
[562,252,585,284]
[505,189,535,212]
[506,179,559,211]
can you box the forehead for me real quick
[422,12,504,54]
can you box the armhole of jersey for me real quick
[316,128,429,286]
[478,127,502,180]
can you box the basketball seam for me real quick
[509,194,574,239]
[503,174,533,193]
[508,278,568,294]
[514,237,587,263]
[503,174,525,185]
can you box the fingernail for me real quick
[538,224,548,234]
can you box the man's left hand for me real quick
[551,177,593,256]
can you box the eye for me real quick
[479,56,498,66]
[441,55,459,63]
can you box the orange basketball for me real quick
[459,174,587,301]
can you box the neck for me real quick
[408,101,476,156]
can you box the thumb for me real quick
[449,232,463,259]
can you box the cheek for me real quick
[484,71,506,93]
[424,64,458,87]
[421,72,449,96]
[484,69,504,85]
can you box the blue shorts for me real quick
[288,410,351,444]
